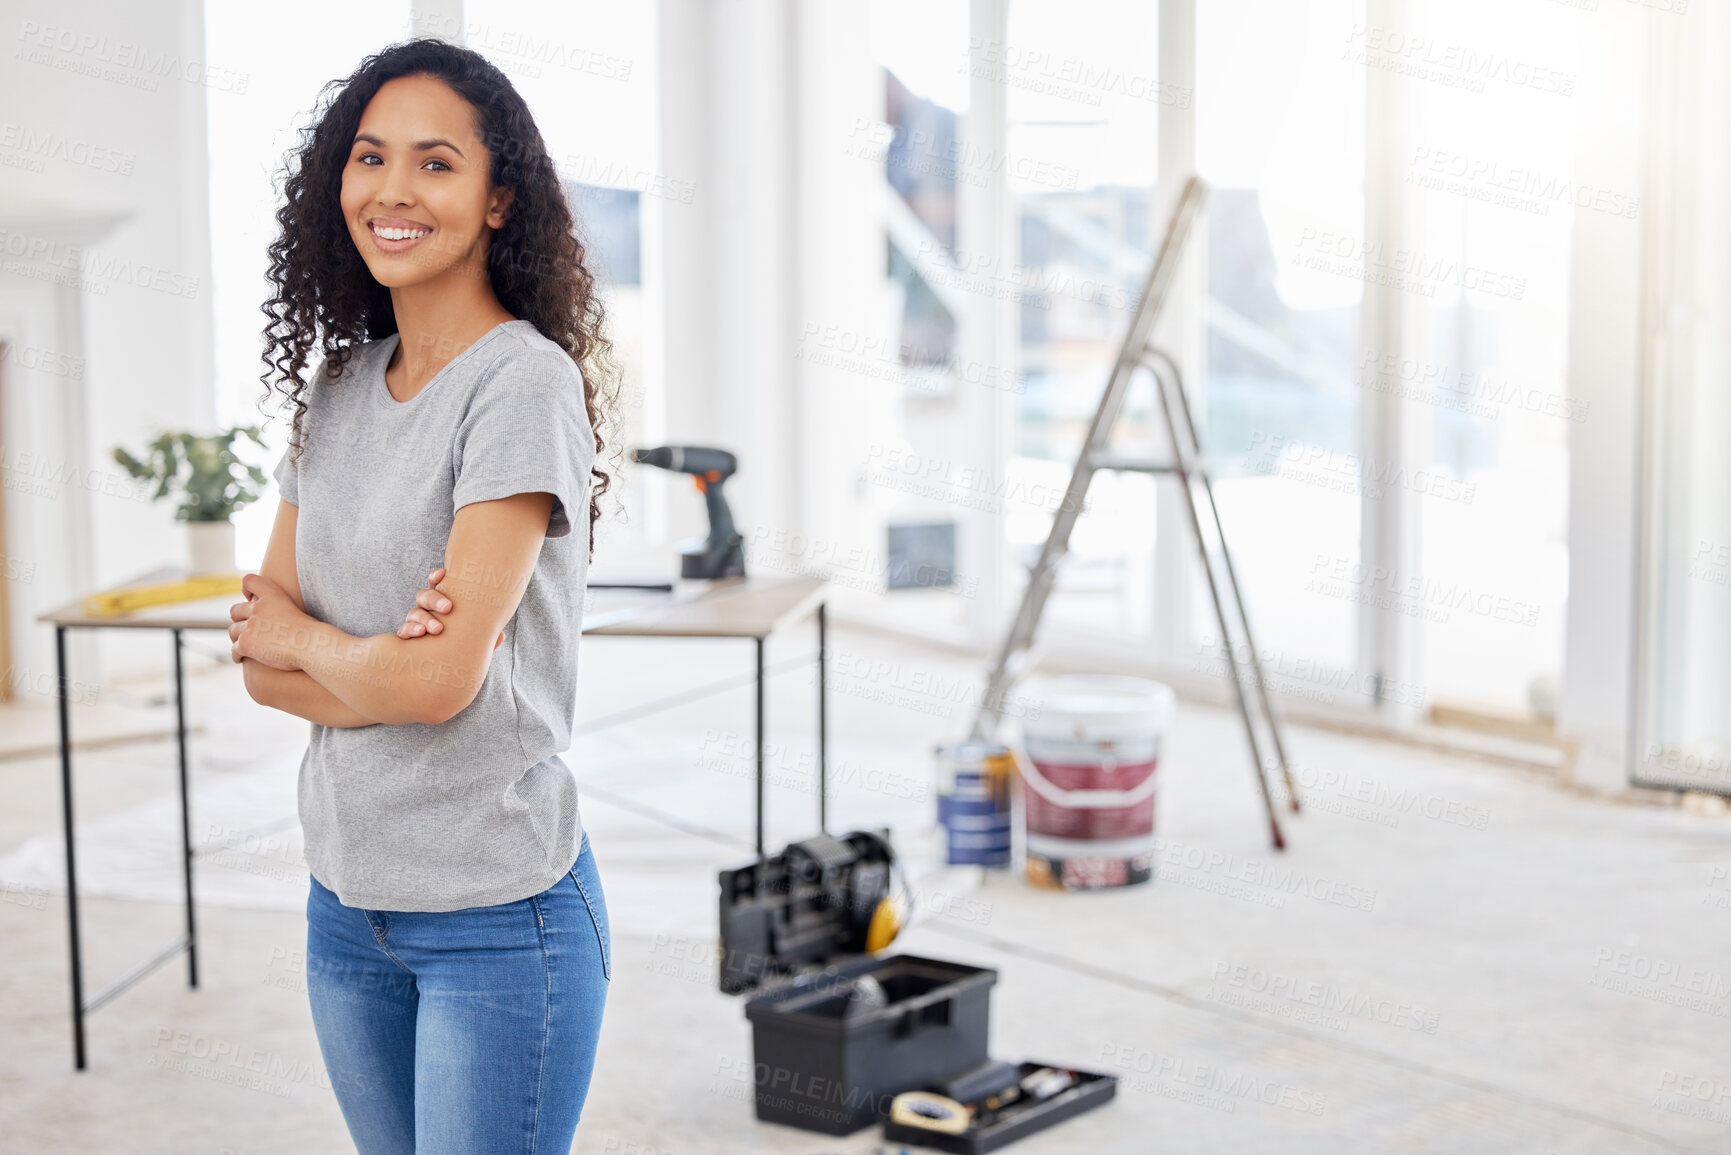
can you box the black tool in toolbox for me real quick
[717,830,1117,1145]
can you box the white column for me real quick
[1559,2,1649,793]
[653,0,800,558]
[1356,0,1426,726]
[790,2,881,568]
[1151,0,1196,668]
[958,0,1015,643]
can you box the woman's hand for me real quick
[399,567,504,649]
[228,572,308,670]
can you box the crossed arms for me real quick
[230,493,554,727]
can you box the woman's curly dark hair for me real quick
[258,37,618,560]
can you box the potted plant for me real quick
[112,427,269,575]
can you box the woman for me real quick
[227,37,619,1155]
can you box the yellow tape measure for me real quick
[889,1091,971,1134]
[81,574,245,619]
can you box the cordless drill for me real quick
[631,446,746,580]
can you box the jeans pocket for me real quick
[568,840,611,982]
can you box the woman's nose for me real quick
[378,163,415,207]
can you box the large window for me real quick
[859,0,979,638]
[978,0,1571,729]
[1003,0,1163,638]
[1402,0,1574,721]
[1197,0,1366,695]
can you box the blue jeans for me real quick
[305,832,611,1155]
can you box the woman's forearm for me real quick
[238,664,380,727]
[243,659,383,728]
[275,618,485,726]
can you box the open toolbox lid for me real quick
[717,829,898,995]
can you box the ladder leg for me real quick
[1156,377,1286,851]
[1206,498,1300,811]
[1182,477,1287,850]
[1153,350,1301,812]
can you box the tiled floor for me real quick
[2,622,1728,1153]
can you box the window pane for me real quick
[811,0,978,637]
[1404,0,1573,719]
[1005,0,1162,637]
[1198,0,1366,686]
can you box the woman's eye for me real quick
[350,153,448,171]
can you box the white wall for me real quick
[0,0,218,694]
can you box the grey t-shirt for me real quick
[271,319,595,912]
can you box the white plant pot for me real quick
[187,520,237,576]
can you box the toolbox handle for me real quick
[894,994,955,1036]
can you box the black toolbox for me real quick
[742,953,997,1135]
[719,830,1115,1146]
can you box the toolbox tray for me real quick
[880,1061,1118,1153]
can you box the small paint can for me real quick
[934,741,1014,868]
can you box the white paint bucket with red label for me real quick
[1015,675,1175,890]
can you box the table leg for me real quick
[816,601,827,834]
[754,635,765,862]
[56,625,86,1071]
[173,629,197,988]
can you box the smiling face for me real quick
[338,73,514,289]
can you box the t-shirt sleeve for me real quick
[452,349,595,539]
[272,445,299,506]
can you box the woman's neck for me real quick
[386,272,517,393]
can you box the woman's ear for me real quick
[487,186,515,230]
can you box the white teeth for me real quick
[372,224,429,241]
